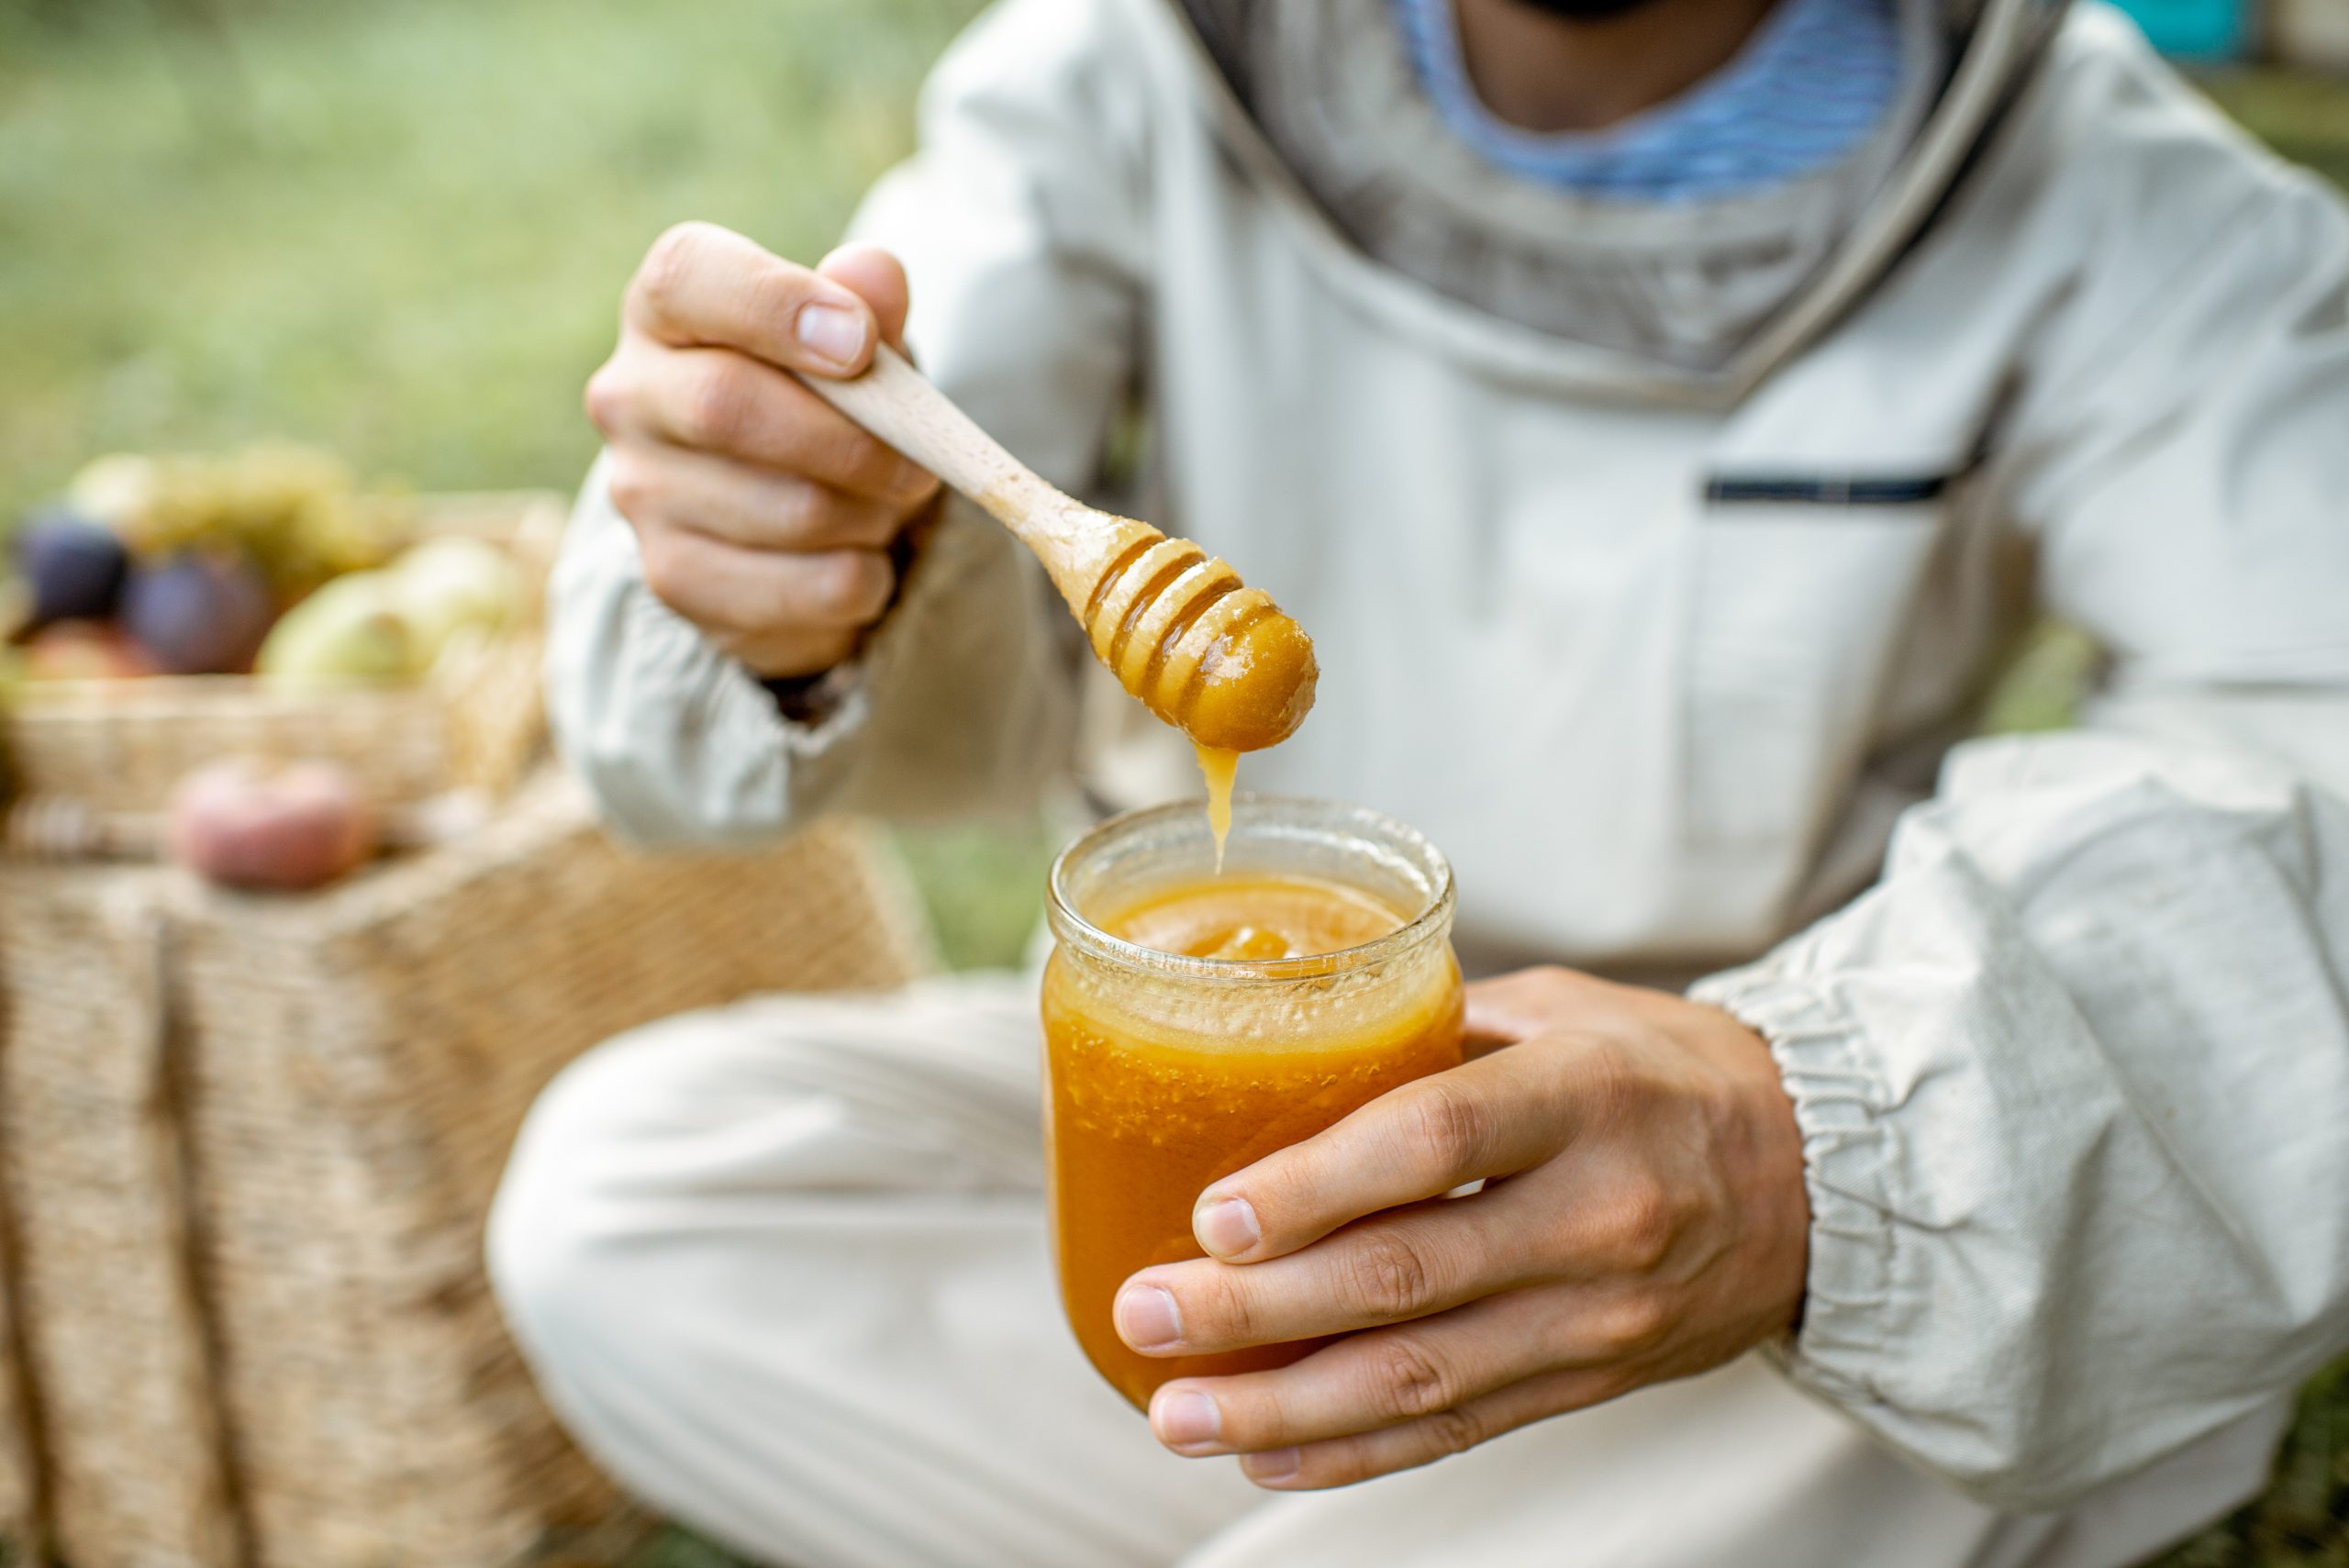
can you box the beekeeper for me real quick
[487,0,2349,1562]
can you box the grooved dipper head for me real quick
[1080,528,1317,752]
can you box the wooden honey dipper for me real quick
[795,347,1317,753]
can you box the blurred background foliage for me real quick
[3,4,2348,1562]
[0,0,983,520]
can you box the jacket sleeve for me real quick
[545,0,1152,846]
[1693,149,2349,1507]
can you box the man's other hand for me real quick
[1117,966,1809,1489]
[585,222,941,677]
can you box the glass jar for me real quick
[1041,795,1463,1408]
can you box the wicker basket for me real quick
[0,884,239,1568]
[0,773,934,1568]
[2,491,563,815]
[0,1111,40,1557]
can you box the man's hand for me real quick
[1115,966,1809,1489]
[585,222,941,677]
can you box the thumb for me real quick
[817,243,912,352]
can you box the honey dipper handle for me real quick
[798,346,1318,753]
[793,346,1069,545]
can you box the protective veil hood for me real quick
[1163,0,2071,405]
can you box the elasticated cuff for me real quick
[1689,962,1900,1408]
[757,660,873,742]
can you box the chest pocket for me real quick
[1680,468,1967,854]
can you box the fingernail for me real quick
[795,302,867,367]
[1115,1284,1182,1351]
[1241,1447,1300,1485]
[1196,1197,1260,1259]
[1154,1389,1221,1447]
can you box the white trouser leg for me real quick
[492,974,2278,1568]
[1179,1340,2283,1568]
[487,973,1260,1568]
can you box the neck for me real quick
[1451,0,1781,133]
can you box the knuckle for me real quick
[831,496,903,550]
[636,532,688,611]
[844,551,896,618]
[891,462,940,507]
[1364,1334,1454,1422]
[636,221,711,310]
[1578,1039,1652,1128]
[841,439,919,500]
[808,551,891,623]
[1509,964,1579,1011]
[1608,1177,1678,1273]
[1421,1403,1486,1460]
[583,361,629,434]
[806,419,885,488]
[1512,967,1587,1018]
[679,360,753,448]
[1343,1229,1435,1322]
[1593,1293,1674,1358]
[603,451,653,517]
[1401,1079,1488,1178]
[1191,1268,1260,1346]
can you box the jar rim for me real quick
[1045,794,1456,984]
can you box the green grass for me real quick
[617,1527,752,1568]
[2202,66,2349,190]
[2151,1354,2349,1568]
[0,0,983,520]
[890,815,1056,971]
[4,8,2348,1565]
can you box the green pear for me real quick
[389,536,519,670]
[256,571,415,690]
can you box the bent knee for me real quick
[486,995,877,1339]
[488,1076,613,1359]
[487,1014,723,1355]
[489,981,1041,1353]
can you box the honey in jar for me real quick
[1041,796,1464,1407]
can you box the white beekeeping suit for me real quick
[504,0,2349,1562]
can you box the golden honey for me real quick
[1193,743,1239,869]
[1041,803,1462,1408]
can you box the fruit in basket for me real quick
[65,453,161,538]
[14,506,130,630]
[166,758,377,891]
[67,445,410,595]
[389,536,519,667]
[21,620,157,681]
[255,537,520,688]
[256,571,413,689]
[121,549,277,675]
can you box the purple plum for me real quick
[122,550,277,675]
[14,505,129,630]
